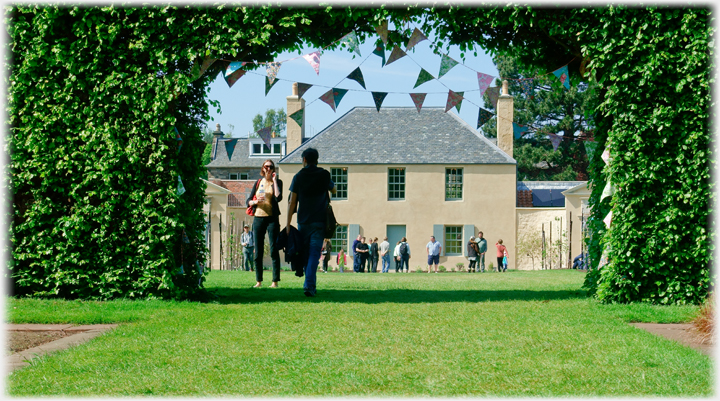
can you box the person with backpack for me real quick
[398,237,411,273]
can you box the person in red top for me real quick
[495,239,507,273]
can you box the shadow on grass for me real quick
[208,287,588,304]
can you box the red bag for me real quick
[245,179,261,216]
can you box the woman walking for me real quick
[247,159,283,287]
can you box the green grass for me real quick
[6,270,712,396]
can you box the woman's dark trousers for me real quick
[253,215,281,282]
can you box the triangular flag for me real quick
[385,46,406,66]
[179,264,184,275]
[289,109,304,127]
[598,245,610,269]
[438,54,458,79]
[603,210,613,228]
[513,123,529,139]
[297,82,312,98]
[341,31,361,56]
[333,88,348,108]
[584,141,599,160]
[477,108,493,128]
[191,56,217,81]
[256,126,272,149]
[347,67,366,89]
[406,28,428,51]
[601,180,615,202]
[601,148,611,165]
[175,127,182,151]
[413,68,435,88]
[552,65,571,90]
[265,75,278,96]
[183,229,190,244]
[371,92,388,112]
[320,89,336,111]
[375,20,388,44]
[372,43,386,67]
[224,138,238,161]
[224,61,246,88]
[548,133,561,151]
[477,72,494,96]
[303,51,321,75]
[519,78,535,99]
[409,93,427,113]
[485,87,500,109]
[177,176,186,196]
[445,90,464,112]
[266,62,281,85]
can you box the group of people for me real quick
[465,232,509,273]
[347,236,412,273]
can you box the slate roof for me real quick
[206,138,283,168]
[280,107,515,165]
[516,181,586,207]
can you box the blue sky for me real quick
[204,30,500,138]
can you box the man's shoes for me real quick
[304,290,316,297]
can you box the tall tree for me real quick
[252,108,286,136]
[480,54,597,181]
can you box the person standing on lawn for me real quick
[475,231,488,273]
[398,237,411,273]
[352,234,362,273]
[495,239,508,273]
[248,159,283,288]
[337,248,347,273]
[369,237,379,273]
[320,238,332,273]
[240,223,254,272]
[393,241,402,272]
[467,235,479,273]
[356,237,369,272]
[285,148,336,297]
[426,235,442,273]
[379,237,391,273]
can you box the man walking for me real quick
[240,223,254,272]
[379,237,391,273]
[475,231,488,272]
[426,235,442,273]
[285,148,336,297]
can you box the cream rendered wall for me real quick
[278,163,517,271]
[206,191,230,271]
[563,184,591,262]
[515,208,566,270]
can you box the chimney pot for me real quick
[292,82,298,96]
[502,80,509,95]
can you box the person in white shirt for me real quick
[379,237,391,273]
[393,241,402,273]
[426,235,442,273]
[240,224,254,272]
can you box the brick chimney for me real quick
[496,80,513,158]
[286,82,305,154]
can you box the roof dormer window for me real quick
[250,140,285,156]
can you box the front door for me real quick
[386,225,406,271]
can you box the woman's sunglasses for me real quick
[263,165,274,170]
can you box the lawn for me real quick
[6,269,712,396]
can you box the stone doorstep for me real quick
[630,323,714,357]
[6,324,118,373]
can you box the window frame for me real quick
[331,167,348,200]
[229,173,239,180]
[330,225,348,256]
[444,225,463,256]
[388,167,406,201]
[445,167,463,201]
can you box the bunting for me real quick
[177,176,186,196]
[175,127,182,151]
[372,92,388,112]
[266,62,281,85]
[410,93,427,113]
[265,76,278,96]
[289,109,304,127]
[584,141,599,160]
[438,54,458,79]
[297,82,312,99]
[375,20,388,44]
[303,51,321,75]
[341,31,361,56]
[320,89,336,111]
[476,108,493,128]
[372,43,386,67]
[224,61,247,88]
[519,78,535,99]
[256,126,272,149]
[347,67,366,89]
[333,88,348,108]
[601,180,615,201]
[477,72,494,96]
[548,133,562,151]
[513,123,529,139]
[406,28,428,51]
[601,148,611,165]
[191,56,217,81]
[603,210,613,228]
[179,264,184,275]
[552,65,571,90]
[414,68,435,88]
[445,90,464,113]
[485,87,500,108]
[224,138,238,160]
[386,46,406,66]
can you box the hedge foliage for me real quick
[429,6,713,304]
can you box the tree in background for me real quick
[481,54,597,181]
[252,108,286,137]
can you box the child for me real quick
[502,249,508,272]
[496,239,508,273]
[337,248,347,273]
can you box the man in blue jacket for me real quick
[285,148,336,297]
